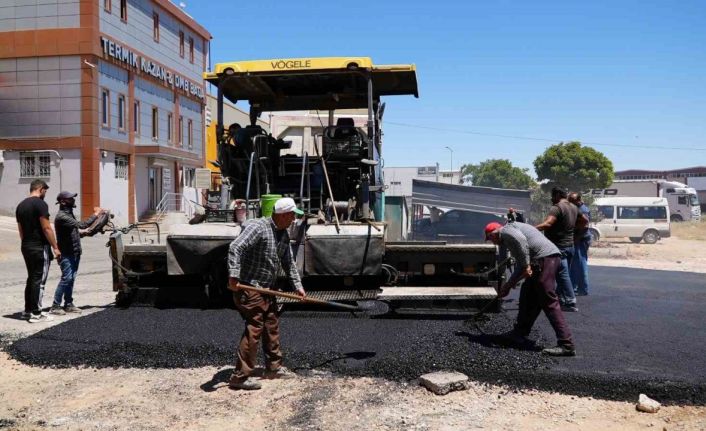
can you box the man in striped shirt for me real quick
[485,221,576,356]
[227,198,306,390]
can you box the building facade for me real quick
[384,165,462,197]
[0,0,211,225]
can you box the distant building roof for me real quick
[615,166,706,177]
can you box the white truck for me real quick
[593,180,701,222]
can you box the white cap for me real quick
[273,197,304,215]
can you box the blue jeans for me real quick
[555,246,576,306]
[54,254,80,307]
[571,237,591,295]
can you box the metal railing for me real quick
[154,192,198,223]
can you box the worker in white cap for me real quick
[226,197,305,390]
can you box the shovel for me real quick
[230,282,361,312]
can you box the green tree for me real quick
[460,159,536,189]
[533,141,614,192]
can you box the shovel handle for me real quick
[231,283,360,312]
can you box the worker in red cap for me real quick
[485,219,575,356]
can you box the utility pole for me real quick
[444,146,453,184]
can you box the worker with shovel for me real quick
[227,197,306,390]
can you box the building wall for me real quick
[0,148,81,217]
[98,60,129,143]
[99,150,129,225]
[134,154,149,217]
[0,0,80,31]
[134,75,173,146]
[179,95,202,154]
[99,0,204,83]
[0,55,81,138]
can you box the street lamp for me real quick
[444,146,453,184]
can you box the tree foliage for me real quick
[533,141,614,192]
[460,159,536,190]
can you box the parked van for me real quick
[590,197,671,244]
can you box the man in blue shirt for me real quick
[569,192,591,296]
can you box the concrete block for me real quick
[636,394,661,413]
[419,371,469,395]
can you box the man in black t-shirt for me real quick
[536,187,587,312]
[16,179,61,323]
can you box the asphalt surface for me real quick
[4,266,706,404]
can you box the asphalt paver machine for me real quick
[109,57,502,314]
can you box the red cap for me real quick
[484,222,503,240]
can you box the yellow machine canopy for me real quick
[204,57,418,112]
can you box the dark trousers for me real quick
[514,256,574,348]
[231,289,283,381]
[21,245,52,315]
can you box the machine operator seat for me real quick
[333,117,358,139]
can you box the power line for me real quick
[384,121,706,152]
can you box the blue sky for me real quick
[191,0,706,174]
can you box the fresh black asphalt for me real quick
[4,266,706,404]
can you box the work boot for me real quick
[50,305,66,315]
[264,367,296,380]
[63,304,82,314]
[542,345,576,357]
[561,304,579,312]
[228,377,261,391]
[496,330,534,348]
[28,313,54,324]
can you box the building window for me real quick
[187,119,193,149]
[178,116,184,146]
[133,100,140,133]
[104,0,111,13]
[101,88,110,128]
[179,31,185,58]
[167,113,173,143]
[120,0,127,20]
[115,154,128,180]
[117,94,126,131]
[153,13,159,42]
[151,107,158,140]
[183,167,195,187]
[189,37,194,63]
[20,152,51,178]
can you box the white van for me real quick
[590,197,671,244]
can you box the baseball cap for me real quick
[56,191,78,202]
[484,222,503,240]
[273,197,304,215]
